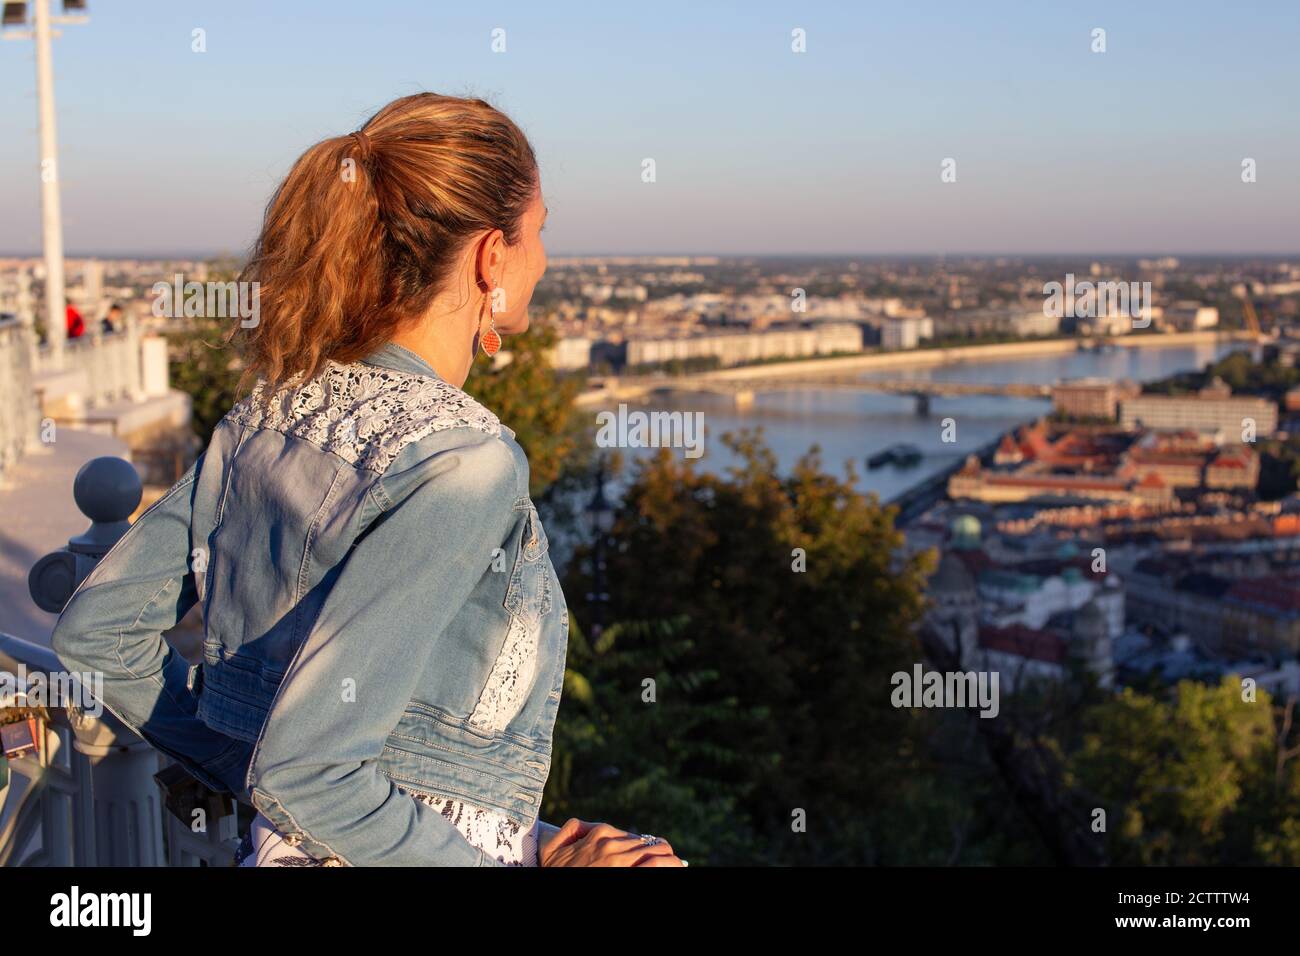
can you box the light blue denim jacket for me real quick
[51,343,569,866]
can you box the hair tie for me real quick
[349,129,374,162]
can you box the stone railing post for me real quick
[29,456,141,613]
[18,456,171,865]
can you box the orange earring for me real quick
[480,319,501,357]
[479,291,501,357]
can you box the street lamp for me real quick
[583,457,615,640]
[2,0,90,369]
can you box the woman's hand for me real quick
[540,819,685,867]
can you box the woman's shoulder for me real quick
[226,359,519,480]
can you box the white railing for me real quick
[0,318,40,482]
[34,313,145,409]
[0,631,241,867]
[0,631,162,865]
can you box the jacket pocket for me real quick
[503,504,552,624]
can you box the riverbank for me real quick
[576,330,1251,405]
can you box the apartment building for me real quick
[625,322,862,368]
[1052,378,1140,420]
[1120,379,1278,440]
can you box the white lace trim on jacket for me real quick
[228,361,501,473]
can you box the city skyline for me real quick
[0,1,1297,257]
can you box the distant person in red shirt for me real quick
[65,304,85,339]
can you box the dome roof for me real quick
[950,514,982,550]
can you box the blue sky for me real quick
[0,0,1297,256]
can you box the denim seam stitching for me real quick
[370,477,392,514]
[200,424,249,611]
[379,744,541,793]
[384,731,546,781]
[291,465,346,646]
[246,603,321,789]
[113,577,176,680]
[469,505,548,730]
[212,424,250,526]
[402,700,545,750]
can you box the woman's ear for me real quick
[474,229,506,293]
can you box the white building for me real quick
[626,323,861,368]
[879,315,934,350]
[1120,378,1277,440]
[1162,301,1219,331]
[979,567,1124,639]
[547,337,592,370]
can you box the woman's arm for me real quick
[247,439,522,866]
[50,461,249,794]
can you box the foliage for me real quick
[1065,677,1295,865]
[1257,436,1300,500]
[542,616,763,865]
[167,314,246,447]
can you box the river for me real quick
[597,341,1250,501]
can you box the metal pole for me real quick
[33,0,67,368]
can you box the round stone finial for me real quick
[73,456,142,523]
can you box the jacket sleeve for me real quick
[50,463,249,795]
[246,438,521,866]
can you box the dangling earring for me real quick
[479,290,502,357]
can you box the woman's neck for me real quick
[389,306,478,388]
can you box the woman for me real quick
[51,93,681,868]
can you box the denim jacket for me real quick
[51,342,569,866]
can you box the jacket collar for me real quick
[361,341,442,379]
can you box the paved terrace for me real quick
[0,428,129,644]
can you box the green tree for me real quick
[168,313,246,447]
[1066,677,1284,865]
[162,265,247,447]
[543,616,765,865]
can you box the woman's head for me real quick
[239,92,546,389]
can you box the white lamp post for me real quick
[2,0,90,369]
